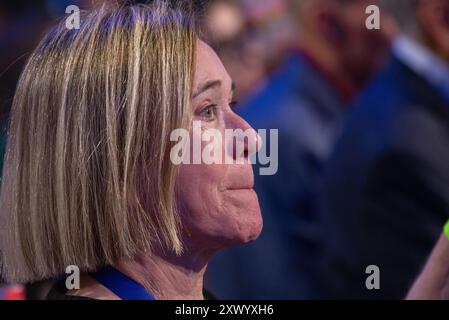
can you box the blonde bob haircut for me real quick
[0,1,197,283]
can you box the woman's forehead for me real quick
[194,40,233,93]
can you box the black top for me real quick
[46,280,93,300]
[46,280,217,300]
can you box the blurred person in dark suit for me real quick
[206,0,390,299]
[318,0,449,299]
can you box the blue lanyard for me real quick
[90,266,156,300]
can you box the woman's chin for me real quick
[182,189,263,249]
[243,208,263,243]
[236,191,263,243]
[225,202,263,246]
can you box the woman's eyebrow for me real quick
[192,79,235,98]
[193,79,221,98]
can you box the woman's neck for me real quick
[68,246,214,300]
[113,250,211,300]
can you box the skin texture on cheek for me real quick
[176,161,262,249]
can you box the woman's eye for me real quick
[199,105,217,119]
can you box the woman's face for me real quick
[175,40,262,251]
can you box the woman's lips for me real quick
[224,179,254,190]
[220,165,255,191]
[226,185,254,190]
[220,178,254,191]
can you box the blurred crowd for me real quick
[1,0,449,299]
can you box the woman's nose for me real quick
[227,113,262,161]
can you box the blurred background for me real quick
[1,0,449,300]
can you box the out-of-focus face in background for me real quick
[293,0,392,91]
[335,0,393,88]
[176,40,262,252]
[204,0,295,104]
[204,0,393,104]
[418,0,449,61]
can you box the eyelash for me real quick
[198,101,238,120]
